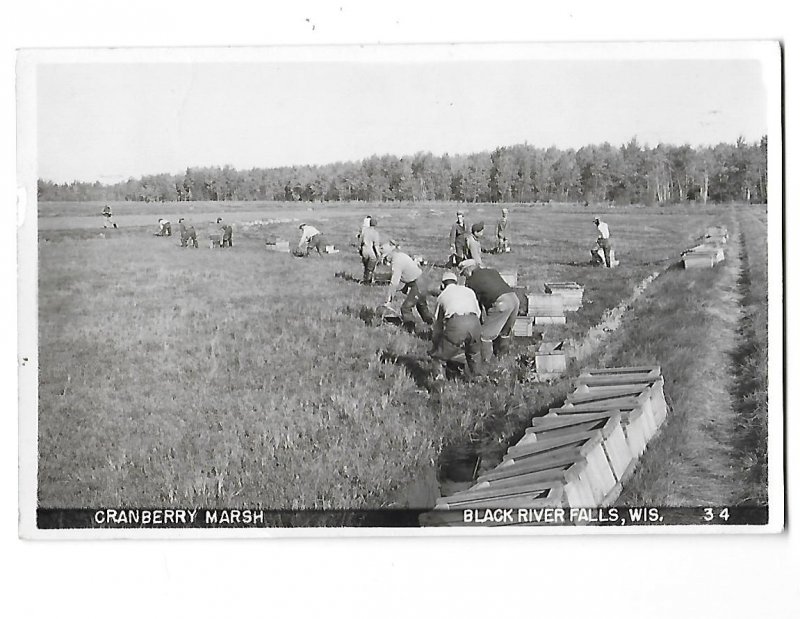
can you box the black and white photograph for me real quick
[17,41,783,536]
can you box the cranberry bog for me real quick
[35,200,770,523]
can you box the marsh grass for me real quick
[37,200,739,511]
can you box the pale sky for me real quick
[37,57,768,183]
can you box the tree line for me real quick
[38,136,768,205]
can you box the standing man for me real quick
[359,218,382,285]
[383,240,435,333]
[178,218,198,248]
[496,208,510,253]
[101,204,117,229]
[430,272,483,382]
[448,210,468,266]
[593,216,612,268]
[298,223,326,256]
[465,222,485,267]
[459,259,520,362]
[217,218,233,248]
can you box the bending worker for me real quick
[383,240,435,333]
[430,271,483,382]
[459,259,520,362]
[359,218,381,285]
[298,223,326,256]
[594,216,612,268]
[178,218,198,248]
[156,218,172,236]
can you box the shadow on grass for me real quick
[334,271,391,286]
[379,351,433,391]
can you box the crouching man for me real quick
[156,218,172,236]
[430,272,483,382]
[459,259,520,362]
[298,223,326,256]
[383,240,435,333]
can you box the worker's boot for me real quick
[402,321,417,334]
[480,339,494,365]
[495,335,512,358]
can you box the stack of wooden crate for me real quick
[420,365,668,526]
[683,225,728,269]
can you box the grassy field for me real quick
[37,200,766,516]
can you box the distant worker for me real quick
[156,218,172,236]
[217,218,233,248]
[448,210,468,266]
[101,204,117,229]
[593,216,612,268]
[298,223,326,256]
[465,222,485,267]
[357,215,372,243]
[430,272,483,382]
[359,218,382,285]
[178,218,198,248]
[383,240,435,332]
[459,259,520,362]
[495,208,510,253]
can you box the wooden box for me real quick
[548,405,649,458]
[501,431,617,506]
[544,282,584,311]
[527,293,564,316]
[433,480,565,511]
[576,366,661,387]
[534,315,566,325]
[535,341,567,373]
[513,316,534,337]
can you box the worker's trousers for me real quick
[430,314,482,378]
[400,279,434,326]
[598,238,612,267]
[481,292,520,341]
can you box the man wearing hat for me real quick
[496,208,510,253]
[465,222,485,266]
[448,210,469,266]
[383,240,435,332]
[298,223,326,256]
[593,216,612,268]
[430,271,483,381]
[359,217,382,284]
[459,259,520,361]
[156,218,172,236]
[217,217,233,248]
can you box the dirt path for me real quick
[613,211,754,506]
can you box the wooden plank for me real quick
[534,315,566,325]
[499,270,518,287]
[581,366,661,375]
[434,482,564,510]
[527,293,564,316]
[513,316,534,337]
[549,406,649,457]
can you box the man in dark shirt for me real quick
[217,218,233,247]
[459,259,520,362]
[178,218,198,248]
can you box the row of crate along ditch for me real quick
[420,365,669,526]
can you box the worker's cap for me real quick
[501,208,509,214]
[458,259,478,273]
[158,218,164,223]
[441,272,458,284]
[456,210,464,216]
[299,223,306,229]
[593,216,600,223]
[471,222,485,234]
[217,217,223,223]
[178,217,185,223]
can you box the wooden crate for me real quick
[544,282,584,311]
[525,412,633,483]
[535,341,567,373]
[499,270,518,287]
[476,453,595,509]
[576,366,661,387]
[265,240,290,252]
[501,431,617,506]
[433,480,565,511]
[683,250,716,269]
[548,405,649,458]
[534,315,566,325]
[513,316,534,337]
[559,396,658,441]
[527,293,564,316]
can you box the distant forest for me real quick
[38,137,768,205]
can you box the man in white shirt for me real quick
[383,240,435,332]
[593,216,612,268]
[156,218,171,236]
[430,271,483,380]
[298,223,326,256]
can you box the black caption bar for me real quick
[36,506,769,529]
